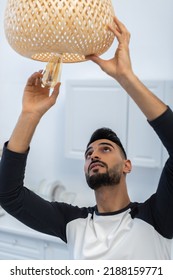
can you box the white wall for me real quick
[0,0,173,206]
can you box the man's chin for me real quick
[86,173,110,190]
[85,166,121,190]
[89,169,103,176]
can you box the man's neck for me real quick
[94,183,130,213]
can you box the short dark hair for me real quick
[87,127,127,159]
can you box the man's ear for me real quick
[123,159,132,174]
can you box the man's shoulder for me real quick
[52,201,95,221]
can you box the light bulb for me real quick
[41,55,63,88]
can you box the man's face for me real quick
[84,139,125,190]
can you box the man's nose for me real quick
[91,151,100,161]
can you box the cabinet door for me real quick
[65,80,128,159]
[44,241,69,259]
[0,231,44,260]
[127,81,164,167]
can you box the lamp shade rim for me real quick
[4,0,115,63]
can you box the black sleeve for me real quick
[148,107,173,238]
[0,143,75,242]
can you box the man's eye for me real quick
[85,151,92,159]
[103,147,111,152]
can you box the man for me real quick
[0,16,173,259]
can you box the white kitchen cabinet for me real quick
[127,81,165,167]
[0,231,44,260]
[65,80,128,159]
[65,80,171,168]
[0,214,69,260]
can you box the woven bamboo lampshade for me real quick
[4,0,115,63]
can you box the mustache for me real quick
[88,160,108,173]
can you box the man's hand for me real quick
[87,16,167,120]
[86,16,133,82]
[22,71,61,120]
[7,71,61,153]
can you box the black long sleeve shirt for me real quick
[0,108,173,259]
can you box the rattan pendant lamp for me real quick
[4,0,115,87]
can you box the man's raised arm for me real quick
[7,71,60,153]
[87,16,167,121]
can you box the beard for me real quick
[85,163,122,190]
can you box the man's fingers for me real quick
[26,72,43,86]
[107,23,121,38]
[107,16,130,44]
[50,82,61,103]
[86,55,106,69]
[113,16,127,33]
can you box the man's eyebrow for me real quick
[98,142,115,148]
[85,142,114,156]
[85,146,92,156]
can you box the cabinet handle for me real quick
[13,239,18,245]
[44,243,48,249]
